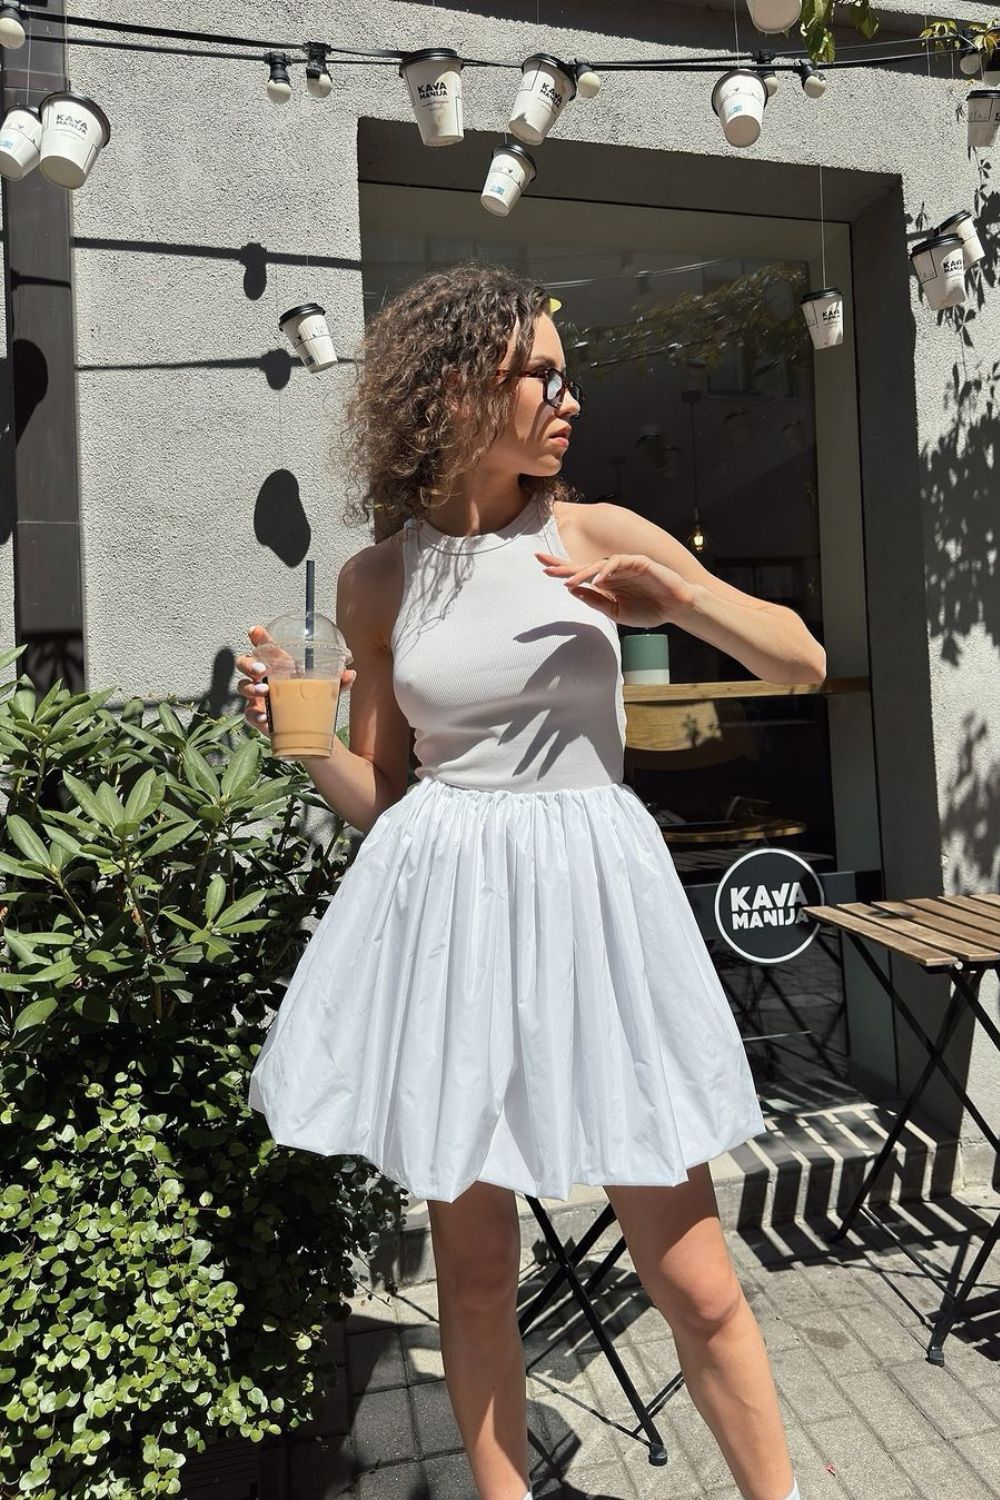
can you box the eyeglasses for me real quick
[508,365,584,411]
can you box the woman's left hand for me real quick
[535,551,697,628]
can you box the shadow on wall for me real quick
[919,157,1000,887]
[255,468,311,566]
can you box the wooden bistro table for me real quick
[802,894,1000,1363]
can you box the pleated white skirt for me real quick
[247,775,766,1204]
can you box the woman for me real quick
[238,261,825,1500]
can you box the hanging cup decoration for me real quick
[480,141,536,217]
[983,49,1000,86]
[279,303,338,373]
[935,210,985,267]
[38,90,110,189]
[746,0,803,34]
[800,288,844,349]
[508,53,577,146]
[967,88,1000,148]
[0,103,41,181]
[399,48,464,147]
[909,232,967,311]
[712,69,768,147]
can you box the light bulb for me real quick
[574,61,602,98]
[761,68,779,97]
[960,46,983,75]
[307,67,333,98]
[799,62,828,97]
[0,3,25,48]
[266,52,292,103]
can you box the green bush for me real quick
[0,648,406,1498]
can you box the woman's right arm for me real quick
[237,543,412,837]
[302,546,412,835]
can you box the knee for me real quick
[653,1266,745,1341]
[438,1253,519,1317]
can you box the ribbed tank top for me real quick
[390,494,627,792]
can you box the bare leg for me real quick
[606,1167,794,1500]
[428,1180,530,1500]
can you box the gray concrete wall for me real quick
[39,0,1000,1166]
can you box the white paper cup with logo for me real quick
[279,303,338,373]
[967,88,1000,148]
[800,288,844,349]
[745,0,803,33]
[910,233,967,311]
[508,53,577,146]
[480,141,537,217]
[38,90,110,189]
[0,104,42,181]
[712,69,768,147]
[399,48,463,147]
[936,210,985,268]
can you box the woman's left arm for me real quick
[554,501,827,686]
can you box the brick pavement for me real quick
[249,1190,1000,1500]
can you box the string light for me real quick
[265,51,292,102]
[306,42,334,99]
[797,61,828,96]
[573,59,603,98]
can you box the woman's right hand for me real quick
[235,624,357,739]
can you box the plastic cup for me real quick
[745,0,803,33]
[800,288,844,349]
[967,88,1000,148]
[480,141,536,217]
[399,48,463,147]
[279,303,338,373]
[712,70,768,147]
[257,612,348,760]
[909,233,967,311]
[0,105,42,181]
[507,53,577,146]
[935,210,985,268]
[38,90,110,189]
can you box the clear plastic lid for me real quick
[260,611,348,674]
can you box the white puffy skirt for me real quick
[247,775,766,1204]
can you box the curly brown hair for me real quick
[340,260,581,542]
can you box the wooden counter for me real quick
[622,676,870,754]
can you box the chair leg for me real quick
[926,1207,1000,1366]
[521,1198,671,1466]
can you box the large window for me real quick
[360,182,884,1098]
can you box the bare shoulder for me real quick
[337,531,405,651]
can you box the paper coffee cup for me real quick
[508,53,577,146]
[711,70,768,147]
[910,233,967,311]
[399,48,463,147]
[279,302,338,373]
[480,142,537,217]
[258,611,348,760]
[745,0,803,33]
[967,88,1000,148]
[800,288,844,349]
[38,90,110,189]
[0,104,42,181]
[936,210,985,268]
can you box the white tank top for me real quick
[390,494,627,792]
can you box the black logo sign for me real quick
[417,80,451,100]
[713,848,823,965]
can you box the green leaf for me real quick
[62,772,111,827]
[96,782,127,829]
[70,996,119,1023]
[124,767,163,826]
[13,997,58,1032]
[0,643,28,673]
[6,816,52,869]
[143,821,196,858]
[182,746,219,800]
[158,701,185,738]
[215,891,266,929]
[221,739,260,800]
[204,875,227,924]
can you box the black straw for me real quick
[305,559,315,671]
